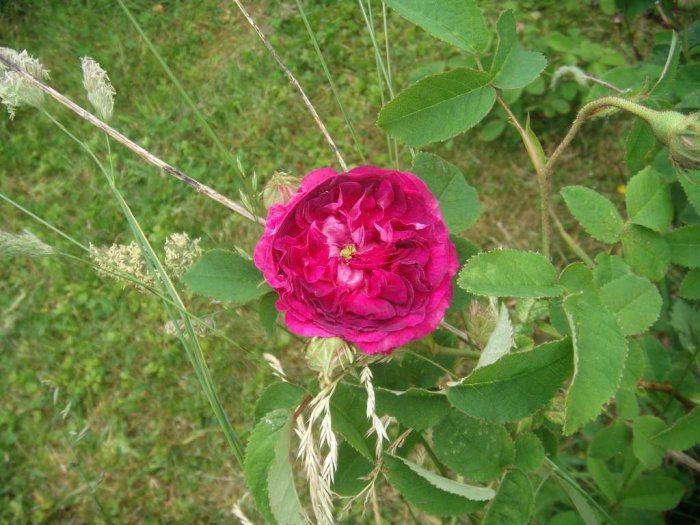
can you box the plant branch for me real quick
[496,95,550,257]
[231,0,348,171]
[638,380,697,411]
[549,208,595,267]
[0,55,264,225]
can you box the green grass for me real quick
[0,1,651,522]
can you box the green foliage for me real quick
[254,382,306,421]
[667,225,700,268]
[483,470,533,525]
[378,68,495,146]
[382,454,489,516]
[433,410,515,481]
[490,11,547,90]
[563,293,628,434]
[375,387,450,431]
[625,167,673,233]
[448,339,573,422]
[244,409,292,524]
[599,274,662,335]
[632,415,666,469]
[384,0,488,53]
[651,406,700,451]
[459,249,562,298]
[182,249,271,303]
[561,186,625,243]
[621,225,670,282]
[411,152,482,233]
[513,433,545,472]
[620,477,686,511]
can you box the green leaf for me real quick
[448,236,480,312]
[458,249,562,298]
[561,186,625,243]
[651,405,700,451]
[558,482,600,525]
[479,119,507,142]
[383,0,488,53]
[625,167,673,233]
[599,274,662,335]
[514,433,545,472]
[620,339,646,390]
[621,225,670,282]
[433,410,515,481]
[490,11,547,90]
[411,152,482,233]
[333,442,373,497]
[563,293,628,434]
[254,382,306,421]
[667,226,700,268]
[593,253,631,287]
[330,383,373,459]
[587,457,617,503]
[559,263,595,294]
[383,454,488,516]
[638,335,670,382]
[267,415,309,525]
[476,302,514,368]
[394,454,495,500]
[378,68,496,147]
[621,477,685,511]
[626,120,657,174]
[588,420,628,460]
[679,170,700,214]
[375,387,449,431]
[483,470,534,525]
[182,249,270,303]
[244,409,291,524]
[448,339,573,422]
[259,292,278,336]
[632,415,667,469]
[680,268,700,300]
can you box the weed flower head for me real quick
[89,241,154,289]
[81,57,115,121]
[0,48,49,118]
[0,230,54,257]
[164,232,202,278]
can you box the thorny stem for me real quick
[231,0,348,171]
[0,55,264,225]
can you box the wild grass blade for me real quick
[40,110,246,467]
[113,0,253,195]
[294,0,366,164]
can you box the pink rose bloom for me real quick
[254,165,459,354]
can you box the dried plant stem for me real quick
[0,55,264,225]
[231,0,348,171]
[638,380,697,411]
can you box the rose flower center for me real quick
[339,243,357,262]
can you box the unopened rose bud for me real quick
[262,171,299,209]
[649,111,700,170]
[305,337,354,382]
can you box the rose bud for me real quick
[649,111,700,170]
[262,171,300,209]
[254,165,459,354]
